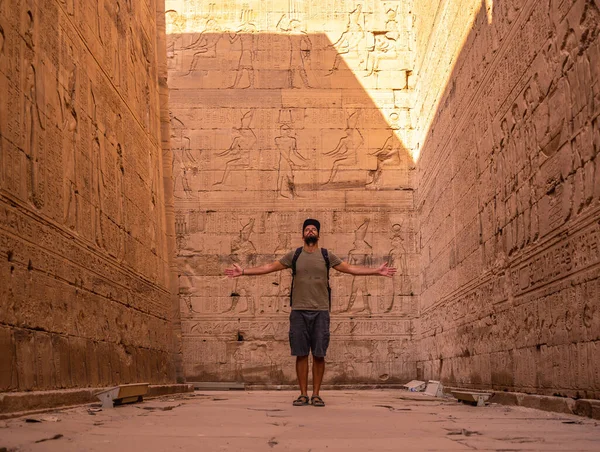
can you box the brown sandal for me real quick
[311,395,325,407]
[293,395,310,406]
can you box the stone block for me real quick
[51,334,72,388]
[68,336,88,387]
[14,329,36,390]
[574,399,600,420]
[0,326,17,391]
[34,332,56,389]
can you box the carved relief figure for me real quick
[340,220,373,314]
[366,129,401,188]
[214,111,256,186]
[24,62,45,209]
[228,10,258,89]
[277,17,314,88]
[323,111,363,184]
[385,223,408,313]
[184,18,222,76]
[60,50,78,230]
[24,10,34,49]
[365,32,398,77]
[327,4,366,74]
[166,9,186,69]
[116,143,126,261]
[171,115,196,198]
[91,131,105,248]
[226,218,257,314]
[276,124,306,199]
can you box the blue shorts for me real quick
[289,310,330,358]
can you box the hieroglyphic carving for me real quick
[323,111,363,184]
[214,110,256,186]
[509,214,600,297]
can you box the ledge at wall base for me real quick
[0,384,194,419]
[444,386,600,420]
[245,383,412,390]
[190,382,245,390]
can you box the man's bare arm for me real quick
[333,261,396,277]
[225,261,286,278]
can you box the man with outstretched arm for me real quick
[225,218,396,407]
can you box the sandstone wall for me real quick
[0,0,179,391]
[166,0,419,384]
[414,0,600,397]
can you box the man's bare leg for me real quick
[296,355,309,395]
[312,356,325,396]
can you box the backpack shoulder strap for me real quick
[320,248,330,269]
[291,247,303,275]
[321,248,332,309]
[290,247,303,307]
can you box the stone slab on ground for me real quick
[452,390,493,407]
[0,390,598,451]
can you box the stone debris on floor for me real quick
[0,390,598,451]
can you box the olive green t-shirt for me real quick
[279,248,342,311]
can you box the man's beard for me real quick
[304,235,318,245]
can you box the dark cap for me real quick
[302,218,320,233]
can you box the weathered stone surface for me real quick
[414,0,600,398]
[0,0,179,391]
[1,0,598,405]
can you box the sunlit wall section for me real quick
[0,0,177,391]
[166,0,420,385]
[414,0,600,397]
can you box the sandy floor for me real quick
[1,390,599,451]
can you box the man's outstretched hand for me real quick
[225,263,243,278]
[377,262,397,277]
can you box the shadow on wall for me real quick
[166,29,415,196]
[417,0,600,397]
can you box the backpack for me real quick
[290,247,331,308]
